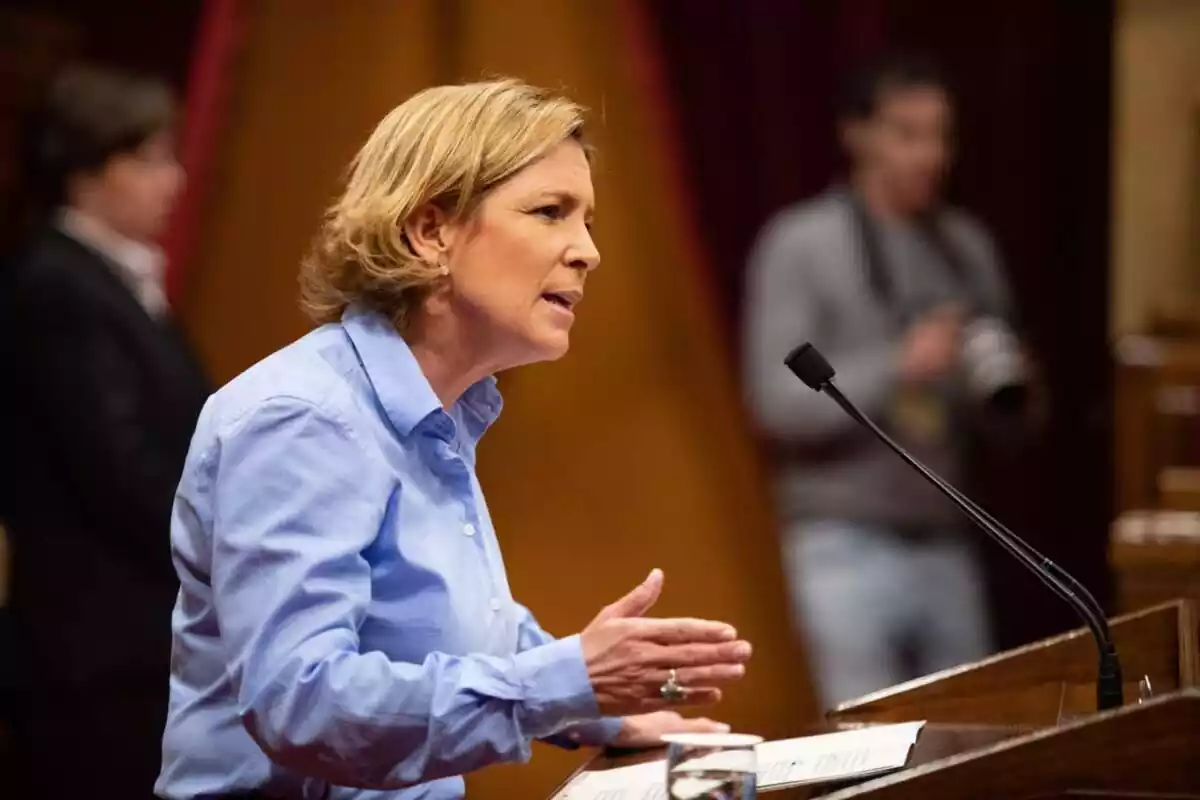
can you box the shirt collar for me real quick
[56,207,169,317]
[340,305,502,440]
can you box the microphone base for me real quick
[1097,647,1125,712]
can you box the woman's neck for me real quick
[406,314,495,410]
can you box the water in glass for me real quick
[663,732,762,800]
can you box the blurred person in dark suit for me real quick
[743,54,1038,709]
[0,64,210,795]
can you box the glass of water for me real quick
[662,732,762,800]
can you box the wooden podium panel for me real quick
[827,601,1197,726]
[560,693,1199,800]
[558,604,1200,800]
[821,690,1200,800]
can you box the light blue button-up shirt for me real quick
[157,307,620,799]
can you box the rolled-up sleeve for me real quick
[211,397,600,789]
[515,604,623,749]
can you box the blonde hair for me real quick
[300,78,590,333]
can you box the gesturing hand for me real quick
[579,569,752,716]
[610,711,731,749]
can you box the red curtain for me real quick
[163,0,247,307]
[615,0,728,343]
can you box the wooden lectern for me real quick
[558,601,1200,798]
[826,599,1197,725]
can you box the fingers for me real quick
[642,640,752,668]
[657,662,746,687]
[632,617,737,644]
[592,569,664,625]
[674,716,733,734]
[649,687,722,710]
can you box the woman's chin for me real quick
[541,335,571,362]
[527,330,571,363]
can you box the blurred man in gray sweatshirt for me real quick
[744,54,1032,708]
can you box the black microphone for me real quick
[784,342,1124,712]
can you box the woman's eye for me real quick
[532,204,563,220]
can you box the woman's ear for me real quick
[403,203,450,264]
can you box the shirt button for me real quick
[463,523,476,537]
[490,598,501,612]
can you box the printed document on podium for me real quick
[553,721,925,800]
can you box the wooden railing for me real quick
[1112,331,1200,613]
[1111,511,1200,613]
[1114,334,1200,512]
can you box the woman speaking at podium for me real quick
[156,79,752,799]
